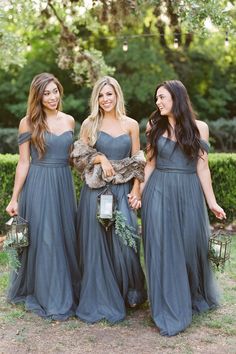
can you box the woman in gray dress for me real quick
[6,73,80,320]
[138,80,226,336]
[74,76,146,323]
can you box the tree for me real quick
[0,0,235,84]
[1,0,236,126]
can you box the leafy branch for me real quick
[3,239,21,272]
[114,210,140,252]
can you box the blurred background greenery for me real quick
[0,0,236,152]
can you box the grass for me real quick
[0,236,235,353]
[61,319,83,330]
[0,252,9,267]
[4,308,25,321]
[0,272,8,292]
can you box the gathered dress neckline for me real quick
[99,130,130,139]
[47,130,73,137]
[160,134,209,147]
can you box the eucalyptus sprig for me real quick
[3,239,21,272]
[114,210,140,252]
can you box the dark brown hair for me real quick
[147,80,202,159]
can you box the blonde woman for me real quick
[6,73,80,320]
[73,76,146,323]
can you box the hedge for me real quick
[208,153,236,223]
[0,154,19,232]
[0,153,235,232]
[0,128,18,154]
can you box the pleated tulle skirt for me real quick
[76,182,147,323]
[141,169,219,336]
[7,164,80,320]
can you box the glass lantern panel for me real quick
[99,194,113,219]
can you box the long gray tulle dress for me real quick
[76,131,147,323]
[7,131,80,320]
[141,136,219,336]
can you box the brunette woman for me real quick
[6,73,80,320]
[139,80,225,336]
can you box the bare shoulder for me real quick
[196,119,208,130]
[81,117,90,126]
[80,117,93,136]
[19,117,31,134]
[124,116,139,132]
[196,120,209,140]
[60,112,75,128]
[81,117,92,130]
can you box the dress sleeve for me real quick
[200,139,210,154]
[18,132,31,145]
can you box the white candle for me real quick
[213,244,221,257]
[17,232,24,241]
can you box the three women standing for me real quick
[73,76,146,323]
[6,74,225,335]
[140,80,226,336]
[6,73,80,320]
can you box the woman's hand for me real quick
[128,190,141,210]
[210,203,226,220]
[100,155,115,178]
[6,200,18,216]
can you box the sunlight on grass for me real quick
[0,272,8,292]
[2,307,25,323]
[0,252,9,267]
[62,319,83,330]
[0,235,235,338]
[224,236,236,277]
[220,284,236,304]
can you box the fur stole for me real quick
[71,139,146,189]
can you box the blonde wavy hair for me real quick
[26,73,63,158]
[83,76,126,146]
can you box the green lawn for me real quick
[0,236,235,353]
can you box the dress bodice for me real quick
[18,131,73,166]
[156,136,209,173]
[95,131,131,160]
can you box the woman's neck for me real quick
[167,115,176,129]
[102,113,118,121]
[44,109,59,119]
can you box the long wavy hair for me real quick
[26,73,63,158]
[84,76,126,146]
[147,80,202,160]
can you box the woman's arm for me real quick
[67,115,75,165]
[127,119,143,209]
[196,121,226,220]
[80,119,115,178]
[6,118,31,216]
[140,121,156,195]
[140,149,156,195]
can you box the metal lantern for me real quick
[5,216,29,249]
[208,230,232,269]
[97,185,116,231]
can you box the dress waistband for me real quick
[31,159,69,167]
[156,167,196,174]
